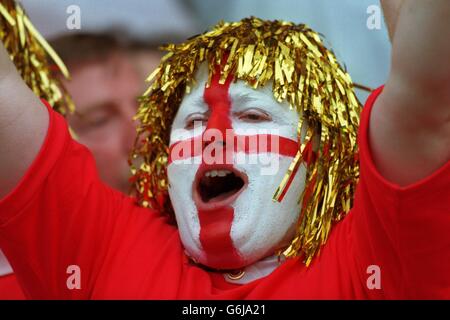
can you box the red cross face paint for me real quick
[167,65,307,270]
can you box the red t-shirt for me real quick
[0,273,25,300]
[0,88,449,299]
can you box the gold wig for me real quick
[131,17,361,265]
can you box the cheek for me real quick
[167,158,203,251]
[230,154,305,258]
[232,119,298,142]
[79,131,122,162]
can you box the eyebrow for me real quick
[185,110,210,118]
[177,92,208,121]
[74,102,115,118]
[230,87,276,107]
[231,91,257,104]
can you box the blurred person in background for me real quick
[51,34,159,194]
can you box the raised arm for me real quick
[0,43,48,198]
[0,7,129,298]
[372,0,450,185]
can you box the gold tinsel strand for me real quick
[131,17,361,265]
[0,0,74,115]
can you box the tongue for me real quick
[207,189,239,203]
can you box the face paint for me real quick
[168,64,307,270]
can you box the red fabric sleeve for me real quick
[350,86,450,299]
[0,101,174,299]
[0,274,25,300]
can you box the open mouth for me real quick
[193,166,247,210]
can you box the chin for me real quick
[194,239,280,271]
[197,252,262,271]
[198,255,248,271]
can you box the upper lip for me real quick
[192,164,248,211]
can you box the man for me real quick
[0,1,449,299]
[51,34,159,194]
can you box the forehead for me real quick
[176,63,296,117]
[170,63,302,143]
[65,53,140,112]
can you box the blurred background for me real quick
[20,0,391,193]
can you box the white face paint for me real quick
[167,64,307,270]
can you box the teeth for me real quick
[204,170,231,178]
[216,170,228,177]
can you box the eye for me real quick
[73,104,117,132]
[185,113,208,130]
[236,108,271,123]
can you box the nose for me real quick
[203,139,226,148]
[202,109,232,151]
[201,134,233,165]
